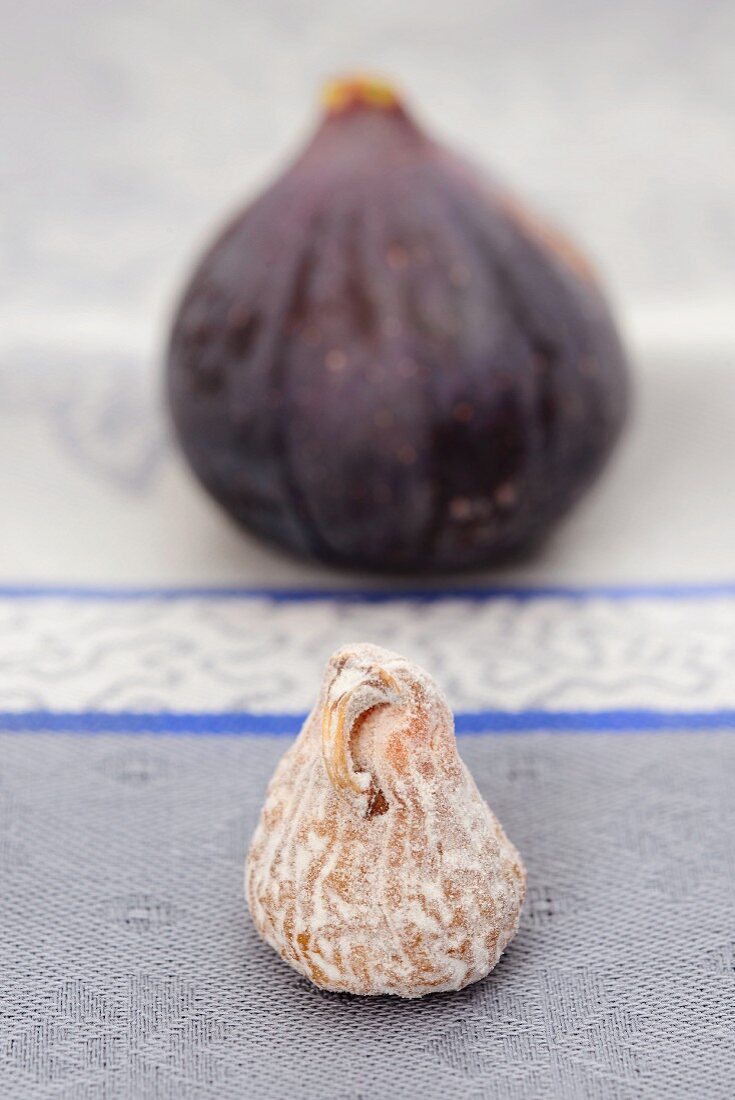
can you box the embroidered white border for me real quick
[0,593,733,715]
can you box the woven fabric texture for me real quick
[2,730,734,1099]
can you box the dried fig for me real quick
[168,76,628,572]
[245,644,526,998]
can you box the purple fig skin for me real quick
[167,79,629,573]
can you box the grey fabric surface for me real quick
[2,731,734,1099]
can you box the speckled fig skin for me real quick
[167,77,629,573]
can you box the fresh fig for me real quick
[167,75,629,573]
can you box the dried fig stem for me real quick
[321,664,400,812]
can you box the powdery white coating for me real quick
[245,644,526,998]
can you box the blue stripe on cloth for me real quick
[1,709,735,735]
[0,582,734,601]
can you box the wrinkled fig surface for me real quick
[246,644,526,997]
[168,76,629,572]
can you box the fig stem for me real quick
[321,666,399,803]
[321,74,400,114]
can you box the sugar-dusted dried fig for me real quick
[245,644,526,998]
[168,75,629,573]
